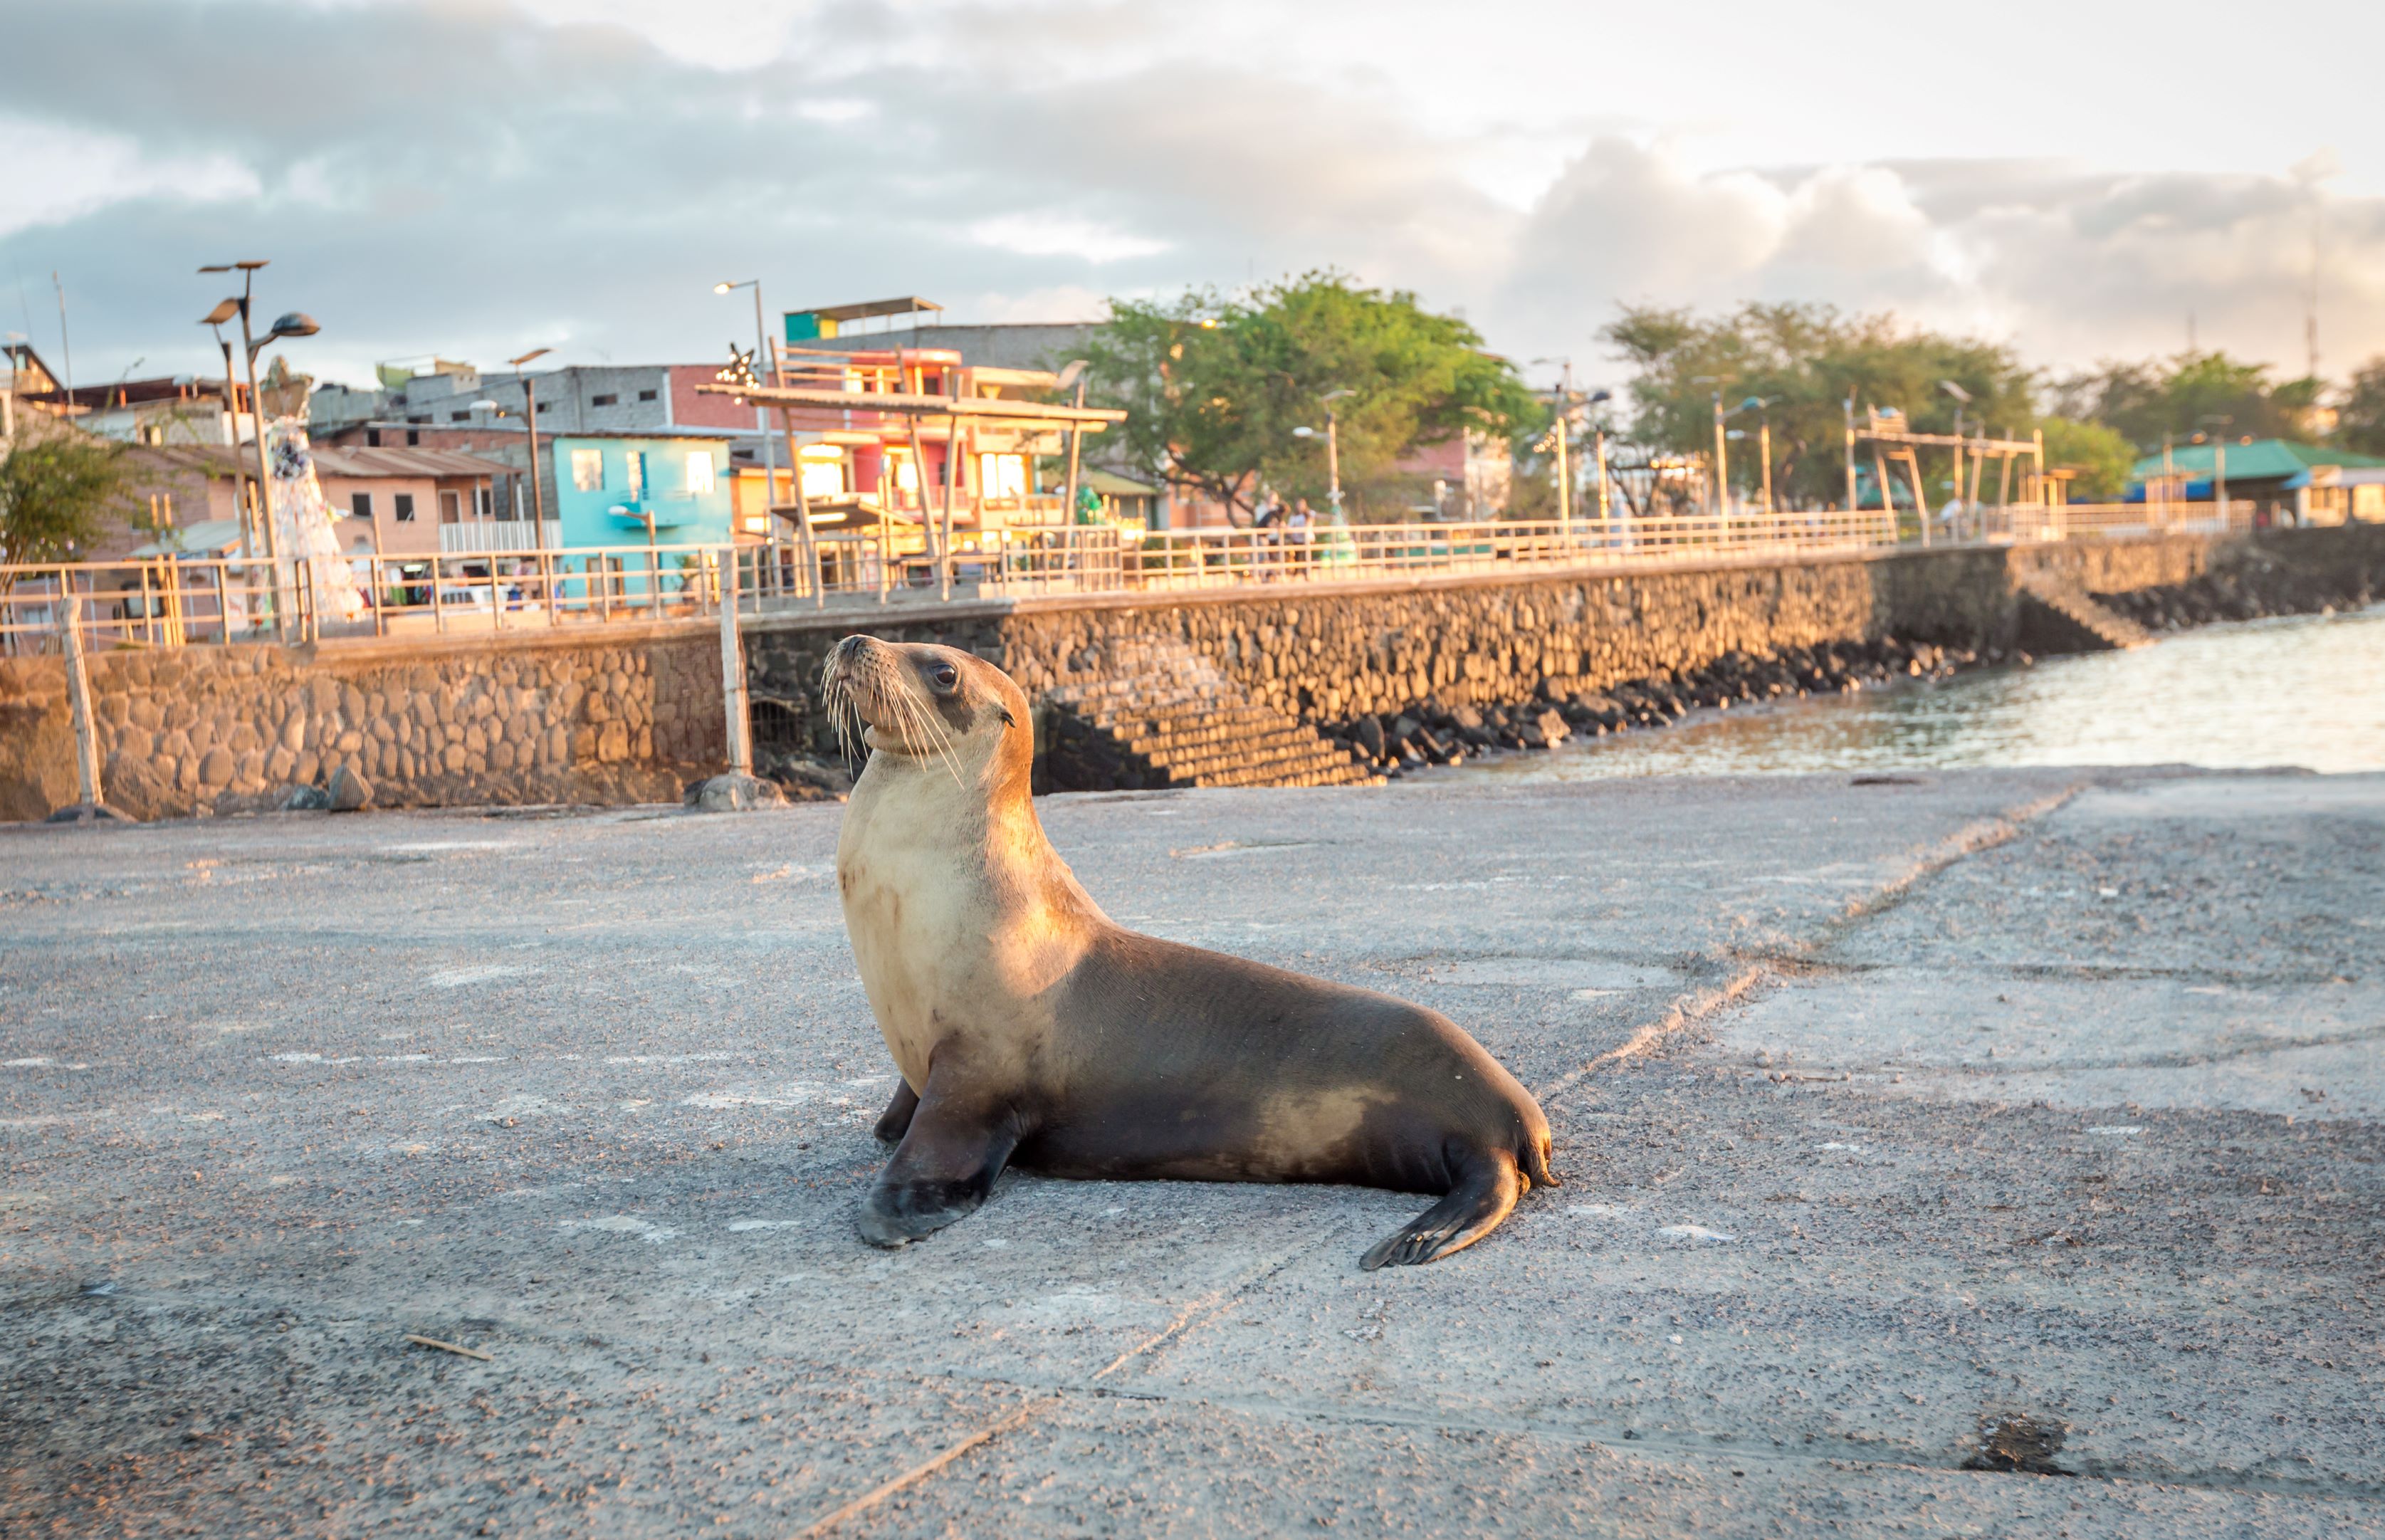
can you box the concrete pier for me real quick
[3,769,2379,1534]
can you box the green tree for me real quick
[0,426,134,585]
[2036,417,2135,500]
[1087,273,1534,521]
[1601,302,2036,509]
[2336,355,2385,456]
[2050,352,2307,452]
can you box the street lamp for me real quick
[1939,380,1973,538]
[504,347,550,528]
[199,259,319,640]
[1291,387,1355,518]
[196,298,254,558]
[2198,414,2233,524]
[716,280,782,522]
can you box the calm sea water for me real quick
[1471,603,2385,782]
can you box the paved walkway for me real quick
[3,769,2378,1536]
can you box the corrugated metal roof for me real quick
[308,444,511,478]
[2129,439,2385,482]
[125,442,509,478]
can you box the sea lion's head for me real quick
[820,634,1030,781]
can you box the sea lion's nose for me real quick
[836,635,868,664]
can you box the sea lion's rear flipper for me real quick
[859,1070,1023,1249]
[1360,1146,1521,1269]
[872,1079,920,1144]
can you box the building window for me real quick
[979,453,1028,500]
[800,446,846,499]
[394,493,416,523]
[624,450,646,501]
[591,393,618,407]
[407,415,429,424]
[571,449,605,492]
[450,410,470,421]
[686,450,715,495]
[406,429,420,446]
[476,486,493,519]
[638,389,657,402]
[440,490,462,524]
[350,492,373,520]
[365,428,382,447]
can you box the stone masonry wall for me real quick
[9,525,2377,820]
[742,525,2385,765]
[0,624,724,822]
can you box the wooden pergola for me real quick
[696,382,1126,601]
[1847,407,2044,545]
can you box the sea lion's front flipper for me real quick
[872,1079,920,1144]
[1360,1146,1522,1269]
[858,1067,1023,1249]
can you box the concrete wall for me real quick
[0,623,725,823]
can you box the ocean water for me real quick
[1469,604,2385,782]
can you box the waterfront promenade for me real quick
[4,770,2379,1535]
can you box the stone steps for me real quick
[2018,576,2155,652]
[1039,634,1380,793]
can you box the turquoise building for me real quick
[550,433,737,550]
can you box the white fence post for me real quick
[718,555,751,775]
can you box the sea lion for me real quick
[822,634,1556,1268]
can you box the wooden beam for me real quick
[696,382,1124,426]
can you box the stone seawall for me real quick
[0,623,725,822]
[742,525,2385,789]
[6,526,2379,819]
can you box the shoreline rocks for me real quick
[1318,637,2011,777]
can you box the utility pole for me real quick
[51,272,73,397]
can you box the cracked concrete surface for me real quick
[2,768,2379,1536]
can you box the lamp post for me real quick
[1321,389,1351,516]
[505,347,551,530]
[1939,380,1972,539]
[199,261,318,640]
[2198,414,2233,525]
[1292,388,1355,520]
[197,300,254,559]
[715,281,782,527]
[1533,357,1574,543]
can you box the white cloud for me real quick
[0,115,258,238]
[968,214,1168,263]
[5,1,2385,392]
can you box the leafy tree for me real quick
[2050,352,2312,452]
[1601,302,2035,509]
[2337,355,2385,456]
[0,425,134,587]
[1087,273,1534,521]
[2036,417,2135,500]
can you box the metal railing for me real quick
[0,502,2238,653]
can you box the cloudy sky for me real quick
[6,0,2384,398]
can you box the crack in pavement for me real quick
[794,1248,1306,1537]
[1533,782,2090,1106]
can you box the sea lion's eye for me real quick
[929,663,959,691]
